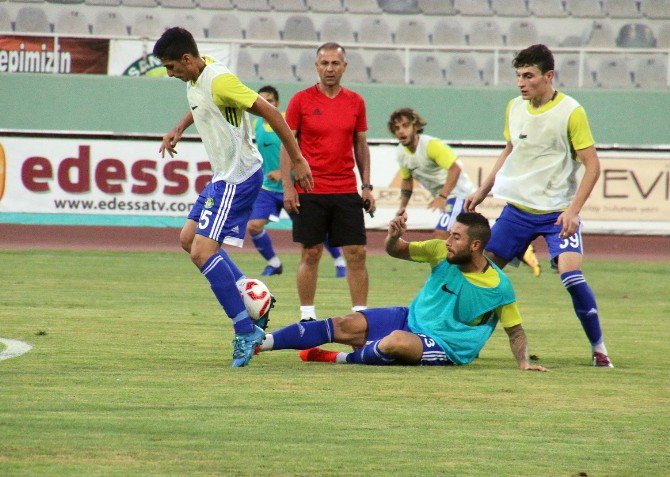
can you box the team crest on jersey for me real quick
[446,203,453,212]
[204,197,215,209]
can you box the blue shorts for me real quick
[187,169,263,247]
[249,188,284,222]
[360,307,453,366]
[487,204,584,266]
[435,197,465,233]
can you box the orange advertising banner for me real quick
[0,35,109,74]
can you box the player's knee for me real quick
[301,246,323,266]
[246,221,264,236]
[343,245,366,268]
[332,314,366,345]
[379,330,407,355]
[179,231,193,253]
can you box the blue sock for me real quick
[325,243,342,259]
[272,319,334,350]
[561,270,603,345]
[201,252,254,335]
[346,340,395,365]
[251,231,277,262]
[217,248,245,282]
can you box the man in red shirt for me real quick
[281,42,376,321]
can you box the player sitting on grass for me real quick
[256,210,547,371]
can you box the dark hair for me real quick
[316,42,346,57]
[387,108,427,135]
[455,212,491,247]
[258,85,279,102]
[512,44,554,74]
[153,27,199,60]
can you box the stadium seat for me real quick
[395,18,429,45]
[657,23,670,47]
[431,19,465,45]
[379,0,421,14]
[208,13,243,39]
[282,15,317,41]
[560,34,583,46]
[357,17,392,44]
[565,0,604,17]
[199,0,234,9]
[445,54,481,86]
[539,35,560,47]
[418,0,457,15]
[507,20,539,47]
[270,0,308,12]
[555,54,594,88]
[320,16,355,43]
[342,50,370,83]
[307,0,344,13]
[257,49,295,81]
[582,21,615,47]
[15,6,50,33]
[595,57,634,88]
[85,0,121,6]
[122,0,157,7]
[369,51,405,84]
[246,15,279,40]
[482,53,516,86]
[92,10,126,35]
[235,48,257,80]
[169,13,204,38]
[617,23,656,47]
[131,13,162,38]
[161,0,196,8]
[634,55,668,88]
[491,0,529,17]
[344,0,381,14]
[468,20,503,46]
[640,0,670,19]
[55,9,89,34]
[603,0,642,18]
[235,0,271,11]
[454,0,492,16]
[47,0,85,4]
[0,7,12,33]
[295,48,317,82]
[409,54,444,85]
[528,0,567,17]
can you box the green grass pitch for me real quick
[1,249,668,476]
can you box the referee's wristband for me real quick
[437,193,448,199]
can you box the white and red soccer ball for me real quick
[240,278,273,321]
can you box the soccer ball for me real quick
[240,278,273,321]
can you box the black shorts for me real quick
[290,193,367,247]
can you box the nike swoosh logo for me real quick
[441,284,456,295]
[191,105,198,110]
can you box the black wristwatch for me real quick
[361,184,373,191]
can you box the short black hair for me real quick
[513,44,554,74]
[153,27,199,60]
[258,85,279,102]
[387,108,427,135]
[456,212,491,247]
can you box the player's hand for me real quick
[464,189,485,212]
[266,170,282,182]
[388,209,407,238]
[283,184,300,214]
[428,195,447,212]
[519,362,549,372]
[361,188,376,215]
[555,210,580,239]
[293,157,314,193]
[159,127,183,158]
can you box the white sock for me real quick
[268,256,281,267]
[300,305,316,321]
[352,305,367,312]
[259,334,274,351]
[334,256,346,267]
[592,342,608,355]
[335,352,348,364]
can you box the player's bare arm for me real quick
[279,141,300,214]
[248,96,314,193]
[428,162,461,212]
[556,145,600,239]
[160,111,193,158]
[354,131,376,214]
[504,324,548,371]
[398,178,413,212]
[465,142,513,212]
[385,210,411,260]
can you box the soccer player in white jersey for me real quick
[153,28,313,368]
[388,108,541,277]
[465,44,613,367]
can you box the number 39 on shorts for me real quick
[559,233,581,250]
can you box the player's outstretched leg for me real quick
[231,325,266,367]
[251,230,283,276]
[522,244,541,277]
[325,242,346,278]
